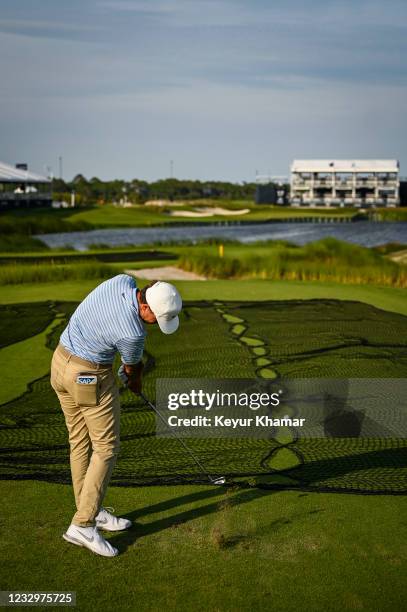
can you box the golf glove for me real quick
[117,364,129,387]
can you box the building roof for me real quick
[291,159,399,173]
[0,161,50,183]
[256,174,289,185]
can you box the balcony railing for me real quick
[0,192,52,208]
[0,192,52,201]
[313,180,333,187]
[291,184,309,190]
[292,178,398,187]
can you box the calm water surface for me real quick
[36,221,407,251]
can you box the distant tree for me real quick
[52,175,256,206]
[51,178,68,194]
[72,174,87,184]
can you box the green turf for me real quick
[66,203,359,226]
[1,202,359,231]
[1,480,406,612]
[228,300,407,378]
[1,299,406,493]
[0,302,75,406]
[0,315,63,406]
[1,279,406,316]
[0,248,176,263]
[1,280,407,609]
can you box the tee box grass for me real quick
[0,278,406,611]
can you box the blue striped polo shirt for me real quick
[60,274,146,365]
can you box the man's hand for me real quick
[117,365,129,386]
[119,361,144,394]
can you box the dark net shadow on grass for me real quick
[0,302,56,349]
[283,444,407,495]
[0,300,407,495]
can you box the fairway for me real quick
[0,202,361,233]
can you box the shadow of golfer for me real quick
[108,442,407,553]
[109,486,275,553]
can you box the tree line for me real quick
[52,175,257,206]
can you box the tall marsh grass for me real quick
[0,261,117,285]
[375,208,407,222]
[178,238,407,287]
[0,214,92,236]
[0,234,49,252]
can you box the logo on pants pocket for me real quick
[77,375,98,385]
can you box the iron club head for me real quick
[211,477,226,485]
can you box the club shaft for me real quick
[139,392,215,482]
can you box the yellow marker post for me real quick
[219,244,224,258]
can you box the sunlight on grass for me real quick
[0,316,61,404]
[178,238,407,287]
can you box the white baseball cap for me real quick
[145,281,182,334]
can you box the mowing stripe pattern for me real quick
[0,300,406,494]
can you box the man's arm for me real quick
[116,336,145,393]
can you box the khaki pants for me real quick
[50,344,120,527]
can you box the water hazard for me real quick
[36,221,407,250]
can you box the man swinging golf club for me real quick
[50,275,182,557]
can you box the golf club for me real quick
[139,392,226,486]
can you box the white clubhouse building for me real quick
[290,159,399,207]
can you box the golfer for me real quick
[50,274,182,557]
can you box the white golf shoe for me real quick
[63,524,118,557]
[96,507,132,532]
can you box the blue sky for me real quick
[1,0,406,181]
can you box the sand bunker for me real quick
[169,206,250,218]
[125,266,206,280]
[388,249,407,265]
